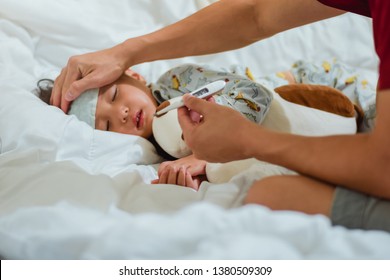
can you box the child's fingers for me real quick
[167,166,180,185]
[158,168,169,184]
[177,167,187,187]
[157,161,173,177]
[185,171,199,191]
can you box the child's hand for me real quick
[151,155,207,191]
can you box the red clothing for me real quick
[318,0,390,89]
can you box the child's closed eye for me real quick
[106,87,117,131]
[111,87,118,102]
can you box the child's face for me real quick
[95,73,157,138]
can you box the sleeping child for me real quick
[38,63,274,190]
[37,60,375,190]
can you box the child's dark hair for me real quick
[36,79,54,104]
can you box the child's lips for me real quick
[133,110,144,129]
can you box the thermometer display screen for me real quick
[192,88,209,97]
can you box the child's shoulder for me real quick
[166,63,216,73]
[164,63,254,79]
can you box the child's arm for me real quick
[151,155,207,191]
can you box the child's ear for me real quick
[125,68,147,84]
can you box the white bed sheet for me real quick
[1,0,390,259]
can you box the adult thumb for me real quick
[182,94,210,114]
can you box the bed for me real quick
[1,0,390,259]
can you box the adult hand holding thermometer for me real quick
[154,80,226,117]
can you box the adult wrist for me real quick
[243,124,277,161]
[117,37,149,69]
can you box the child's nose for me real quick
[120,106,129,122]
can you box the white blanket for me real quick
[1,0,390,259]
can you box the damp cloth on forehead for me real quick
[68,88,99,128]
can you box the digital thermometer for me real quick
[154,80,226,117]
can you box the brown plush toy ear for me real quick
[274,84,364,127]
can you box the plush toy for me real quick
[152,105,192,159]
[152,84,364,160]
[274,84,363,126]
[261,84,363,135]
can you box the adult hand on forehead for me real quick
[50,45,129,113]
[178,94,259,163]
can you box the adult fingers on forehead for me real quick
[51,68,66,107]
[61,58,86,111]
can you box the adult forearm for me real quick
[248,130,390,198]
[118,0,343,68]
[120,0,265,67]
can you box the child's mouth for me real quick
[134,110,143,129]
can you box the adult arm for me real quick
[51,0,343,112]
[178,91,390,199]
